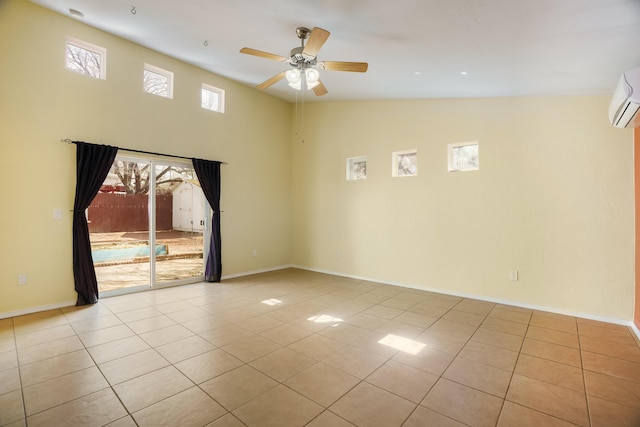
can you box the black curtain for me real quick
[192,158,222,282]
[72,142,118,305]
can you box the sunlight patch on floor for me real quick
[307,314,343,324]
[378,334,426,355]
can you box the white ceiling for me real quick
[30,0,640,102]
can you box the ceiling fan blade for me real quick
[302,27,330,58]
[240,47,287,62]
[312,81,328,96]
[257,71,286,90]
[321,61,369,72]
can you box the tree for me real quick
[65,43,102,78]
[111,161,191,195]
[143,70,168,97]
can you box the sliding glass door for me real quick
[89,156,206,294]
[153,162,205,285]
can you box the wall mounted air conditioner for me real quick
[609,66,640,128]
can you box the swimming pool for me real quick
[91,242,168,263]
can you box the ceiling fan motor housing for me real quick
[296,27,311,40]
[289,46,317,66]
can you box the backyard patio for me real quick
[91,230,204,292]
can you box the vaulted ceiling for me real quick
[30,0,640,102]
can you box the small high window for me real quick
[143,64,173,98]
[392,149,418,177]
[448,142,479,172]
[346,156,367,181]
[201,83,225,113]
[65,37,106,79]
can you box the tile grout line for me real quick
[232,289,381,424]
[576,323,593,427]
[7,273,640,426]
[12,318,29,427]
[457,306,548,425]
[14,295,491,425]
[111,301,247,425]
[298,291,452,426]
[75,301,237,426]
[492,309,532,427]
[386,296,490,426]
[66,305,141,427]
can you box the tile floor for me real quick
[1,268,639,426]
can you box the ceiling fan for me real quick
[240,27,368,96]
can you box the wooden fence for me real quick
[88,193,173,233]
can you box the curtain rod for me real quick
[61,139,228,164]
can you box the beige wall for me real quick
[1,0,635,323]
[0,0,292,315]
[291,97,635,322]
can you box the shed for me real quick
[172,180,206,232]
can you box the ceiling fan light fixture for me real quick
[286,68,320,91]
[286,69,302,89]
[305,68,320,89]
[285,69,301,82]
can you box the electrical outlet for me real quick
[509,271,519,281]
[18,274,27,286]
[252,249,257,257]
[336,250,342,259]
[53,208,62,220]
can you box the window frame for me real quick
[143,63,174,99]
[65,36,107,80]
[447,141,479,172]
[392,149,418,177]
[201,83,225,113]
[346,156,367,181]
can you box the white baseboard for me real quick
[293,264,639,335]
[631,322,640,344]
[0,301,76,320]
[0,266,295,319]
[221,264,294,280]
[3,265,638,344]
[99,265,296,299]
